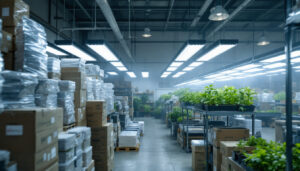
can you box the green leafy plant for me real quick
[133,97,142,112]
[159,94,172,102]
[168,106,181,122]
[274,91,286,101]
[143,104,152,113]
[239,87,256,106]
[173,88,190,98]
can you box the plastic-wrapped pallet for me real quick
[61,58,85,72]
[0,54,3,72]
[85,64,100,77]
[119,131,139,147]
[59,157,76,171]
[86,77,94,100]
[67,127,85,156]
[58,132,76,164]
[1,71,38,109]
[47,57,61,79]
[103,83,114,113]
[35,79,59,108]
[138,121,144,134]
[232,117,262,136]
[0,74,3,114]
[82,146,93,167]
[58,80,76,125]
[15,17,48,79]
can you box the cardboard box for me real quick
[226,157,245,171]
[3,51,14,70]
[212,128,249,147]
[220,141,255,157]
[86,101,107,127]
[45,161,58,171]
[192,149,206,171]
[74,90,87,108]
[61,71,86,90]
[48,72,61,80]
[1,30,13,53]
[61,67,82,73]
[213,147,222,171]
[0,0,29,27]
[91,123,113,150]
[12,143,58,171]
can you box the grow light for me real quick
[167,67,177,71]
[86,41,119,61]
[107,72,118,75]
[243,68,264,73]
[46,45,67,56]
[170,62,183,67]
[116,66,128,71]
[126,72,136,78]
[55,40,96,61]
[172,72,186,78]
[197,40,238,61]
[174,41,205,61]
[234,64,260,70]
[141,72,149,78]
[263,62,286,69]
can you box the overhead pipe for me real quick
[207,0,253,38]
[164,0,175,31]
[96,0,135,62]
[59,27,111,32]
[190,0,213,28]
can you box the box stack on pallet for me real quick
[86,101,114,171]
[191,140,207,171]
[61,59,87,126]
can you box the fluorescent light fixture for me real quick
[86,40,119,61]
[205,73,224,79]
[141,72,149,78]
[107,72,118,75]
[167,67,177,71]
[292,57,300,63]
[161,72,171,78]
[244,68,264,73]
[235,64,260,70]
[170,62,183,67]
[172,72,186,78]
[126,72,136,78]
[175,40,205,61]
[183,66,195,71]
[46,45,67,56]
[292,50,300,57]
[263,62,286,69]
[55,40,96,61]
[247,72,267,77]
[197,40,238,61]
[110,62,124,67]
[267,69,285,73]
[175,79,201,87]
[116,66,128,71]
[230,72,244,76]
[261,54,285,63]
[220,70,236,74]
[294,66,300,69]
[189,62,203,67]
[296,70,300,72]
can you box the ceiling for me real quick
[58,0,286,86]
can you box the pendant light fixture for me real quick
[142,27,152,38]
[257,32,270,46]
[209,0,229,21]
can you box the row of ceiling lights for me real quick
[176,50,300,87]
[46,40,150,78]
[161,39,238,78]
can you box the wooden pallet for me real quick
[115,144,140,152]
[63,123,75,131]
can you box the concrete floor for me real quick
[113,117,192,171]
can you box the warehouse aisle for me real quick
[114,117,192,171]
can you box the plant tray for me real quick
[205,105,238,111]
[239,105,255,112]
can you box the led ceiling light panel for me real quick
[126,72,136,78]
[46,45,67,56]
[167,67,177,71]
[110,62,124,67]
[161,72,171,78]
[294,66,300,69]
[234,64,260,70]
[172,72,186,78]
[142,72,149,78]
[86,40,119,61]
[267,69,285,73]
[174,41,205,61]
[292,57,300,63]
[220,70,236,74]
[197,40,238,61]
[261,54,285,63]
[55,40,96,61]
[183,66,195,71]
[116,66,128,71]
[189,62,203,67]
[170,62,183,67]
[243,68,264,73]
[107,72,118,75]
[263,62,286,69]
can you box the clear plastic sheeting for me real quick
[58,80,75,125]
[47,57,61,73]
[15,17,48,79]
[0,54,4,72]
[61,58,85,72]
[119,131,139,147]
[0,74,4,114]
[93,79,101,100]
[1,71,38,109]
[103,83,114,113]
[86,77,94,101]
[85,64,100,77]
[35,79,59,108]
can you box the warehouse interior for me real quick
[0,0,300,171]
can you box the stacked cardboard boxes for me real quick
[0,108,63,170]
[61,59,87,126]
[0,0,29,70]
[211,128,249,171]
[86,101,114,171]
[191,140,207,171]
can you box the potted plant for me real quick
[239,87,256,112]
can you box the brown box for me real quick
[12,143,58,171]
[91,123,113,149]
[75,90,87,108]
[3,51,14,70]
[192,148,206,171]
[86,101,107,127]
[220,141,255,157]
[45,161,58,171]
[85,160,95,171]
[213,128,249,147]
[1,30,13,53]
[61,67,82,73]
[61,71,86,90]
[95,160,113,171]
[213,147,222,171]
[48,72,61,80]
[0,0,29,27]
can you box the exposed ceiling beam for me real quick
[190,0,213,28]
[164,0,175,31]
[207,0,253,38]
[95,0,135,62]
[74,0,93,21]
